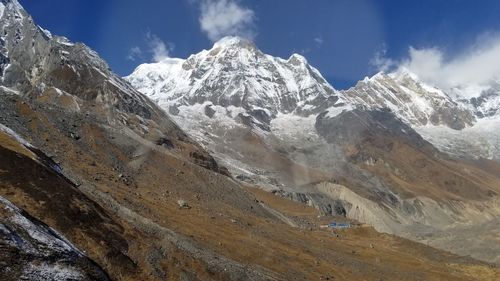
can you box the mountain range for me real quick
[127,36,500,159]
[0,0,499,280]
[127,36,500,264]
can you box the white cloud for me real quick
[199,0,256,42]
[402,47,445,84]
[376,34,500,97]
[146,32,172,62]
[314,37,323,47]
[127,46,142,61]
[370,45,396,72]
[126,33,173,63]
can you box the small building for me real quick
[328,222,351,228]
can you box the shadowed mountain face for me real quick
[1,0,500,280]
[0,195,111,281]
[0,131,127,280]
[127,35,500,264]
[315,108,431,150]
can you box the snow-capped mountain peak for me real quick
[342,69,476,129]
[125,37,340,131]
[212,36,257,50]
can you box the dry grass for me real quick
[1,100,499,280]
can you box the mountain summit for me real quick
[126,36,339,130]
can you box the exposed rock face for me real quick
[273,190,349,216]
[0,130,139,279]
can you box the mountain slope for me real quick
[2,117,499,280]
[0,126,133,280]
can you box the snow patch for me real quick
[1,196,83,255]
[56,37,75,47]
[0,123,33,148]
[37,25,52,39]
[325,105,352,118]
[53,87,63,96]
[22,263,83,281]
[0,85,20,96]
[0,3,5,19]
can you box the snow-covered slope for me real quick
[128,37,500,165]
[124,37,500,201]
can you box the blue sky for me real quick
[20,0,500,89]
